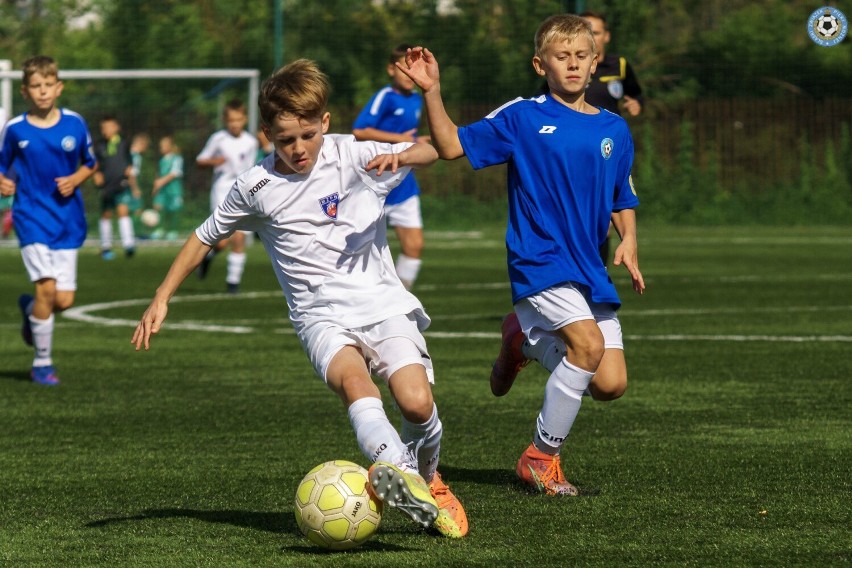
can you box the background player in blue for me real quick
[0,55,97,385]
[353,43,429,290]
[398,15,645,495]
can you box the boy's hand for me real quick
[613,237,645,294]
[0,176,15,196]
[54,176,77,197]
[397,47,440,92]
[132,298,169,351]
[365,153,401,176]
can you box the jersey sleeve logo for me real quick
[61,136,77,152]
[319,192,339,219]
[601,138,614,160]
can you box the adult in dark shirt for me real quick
[581,11,644,265]
[581,11,643,117]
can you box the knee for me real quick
[590,378,627,401]
[398,388,434,424]
[569,333,606,371]
[54,296,75,312]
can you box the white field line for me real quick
[54,292,852,343]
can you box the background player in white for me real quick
[195,99,259,293]
[353,43,429,290]
[132,59,468,538]
[398,15,645,495]
[0,55,97,385]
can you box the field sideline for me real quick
[0,225,849,566]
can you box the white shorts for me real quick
[20,244,79,291]
[384,195,423,229]
[210,181,233,212]
[514,282,623,350]
[299,313,434,384]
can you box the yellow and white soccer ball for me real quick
[140,208,160,228]
[294,460,383,550]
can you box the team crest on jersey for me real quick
[601,138,614,160]
[319,193,339,219]
[18,140,29,149]
[61,136,77,152]
[606,79,624,100]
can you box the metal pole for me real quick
[0,60,12,124]
[274,0,284,70]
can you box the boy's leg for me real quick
[30,279,59,385]
[394,226,423,290]
[99,207,114,259]
[116,203,135,256]
[387,197,424,290]
[325,347,439,528]
[225,231,246,293]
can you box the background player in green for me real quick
[0,55,97,385]
[93,115,136,259]
[151,134,184,241]
[353,43,429,290]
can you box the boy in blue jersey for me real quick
[0,56,97,385]
[399,15,646,495]
[353,44,429,290]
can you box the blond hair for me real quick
[22,55,59,83]
[258,59,330,125]
[534,14,597,59]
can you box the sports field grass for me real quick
[1,225,849,567]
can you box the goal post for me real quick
[0,63,261,135]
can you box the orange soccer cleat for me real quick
[429,471,468,538]
[516,443,578,496]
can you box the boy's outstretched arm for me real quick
[396,47,465,160]
[365,141,439,176]
[132,233,212,351]
[611,208,645,295]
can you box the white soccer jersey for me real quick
[195,134,429,331]
[196,129,259,206]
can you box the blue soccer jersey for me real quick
[353,86,422,205]
[458,94,639,307]
[0,109,96,248]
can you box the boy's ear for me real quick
[386,63,397,77]
[321,112,331,134]
[532,56,546,77]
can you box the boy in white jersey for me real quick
[196,99,259,293]
[0,56,97,385]
[399,15,645,495]
[132,59,468,538]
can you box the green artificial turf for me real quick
[0,225,849,567]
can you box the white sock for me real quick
[534,358,594,454]
[395,254,422,290]
[99,218,113,250]
[226,251,246,285]
[524,337,593,397]
[118,215,135,249]
[31,314,54,367]
[400,403,442,482]
[348,397,415,472]
[523,336,566,373]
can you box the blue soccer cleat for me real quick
[31,365,60,386]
